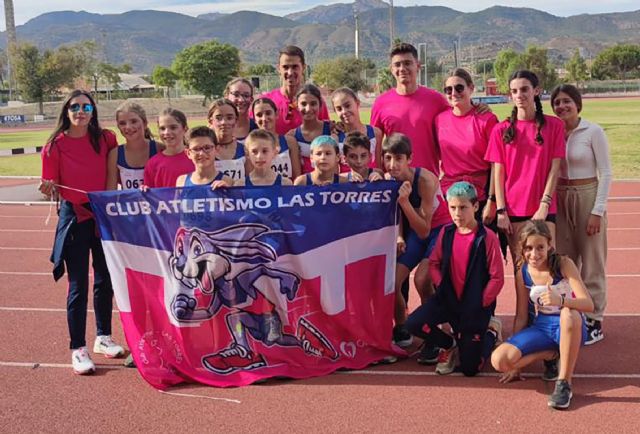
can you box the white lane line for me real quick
[609,212,640,216]
[0,361,124,370]
[0,246,49,251]
[0,215,54,219]
[2,360,637,381]
[0,271,51,276]
[158,390,241,404]
[608,228,640,231]
[336,370,640,379]
[504,274,640,278]
[0,229,54,233]
[0,307,120,313]
[494,312,640,317]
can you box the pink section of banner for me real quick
[121,254,400,389]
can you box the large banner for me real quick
[89,182,401,388]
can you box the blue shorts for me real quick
[397,225,444,270]
[506,312,587,357]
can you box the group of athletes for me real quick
[39,42,612,410]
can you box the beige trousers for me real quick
[556,182,608,321]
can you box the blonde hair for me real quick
[115,101,153,139]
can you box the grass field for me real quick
[1,98,638,178]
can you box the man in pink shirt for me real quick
[371,43,450,175]
[259,45,330,135]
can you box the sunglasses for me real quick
[68,103,94,113]
[443,84,466,95]
[189,145,215,154]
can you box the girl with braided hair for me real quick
[485,70,565,269]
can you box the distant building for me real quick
[485,78,498,96]
[95,73,156,95]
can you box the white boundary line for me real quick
[1,360,637,380]
[0,246,49,251]
[9,271,640,278]
[336,370,640,380]
[158,390,241,404]
[5,306,640,316]
[0,229,54,233]
[0,307,119,313]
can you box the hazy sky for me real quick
[1,0,638,31]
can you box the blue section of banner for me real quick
[89,182,400,255]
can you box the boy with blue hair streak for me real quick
[405,181,504,376]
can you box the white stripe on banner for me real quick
[101,225,397,317]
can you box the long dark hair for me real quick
[503,70,545,145]
[517,220,562,275]
[47,89,103,154]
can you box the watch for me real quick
[496,208,506,215]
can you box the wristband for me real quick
[496,208,506,215]
[560,294,566,307]
[488,194,496,202]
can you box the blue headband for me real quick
[310,135,338,149]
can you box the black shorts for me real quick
[510,214,556,223]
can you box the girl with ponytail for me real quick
[108,101,162,190]
[485,70,565,268]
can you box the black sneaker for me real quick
[584,319,604,345]
[417,343,440,365]
[123,353,136,368]
[542,356,559,381]
[392,324,413,348]
[548,380,573,409]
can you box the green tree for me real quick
[494,49,524,93]
[13,43,79,114]
[377,68,394,92]
[152,65,178,101]
[311,57,374,92]
[565,49,589,86]
[173,40,241,105]
[522,45,558,91]
[591,44,640,81]
[247,63,276,76]
[475,59,494,77]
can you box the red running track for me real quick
[0,182,639,432]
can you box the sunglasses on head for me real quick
[443,84,466,95]
[69,103,94,113]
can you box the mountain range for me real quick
[1,0,639,73]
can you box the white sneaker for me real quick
[72,347,96,375]
[93,335,125,358]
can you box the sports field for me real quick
[0,97,638,178]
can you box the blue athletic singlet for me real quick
[270,135,293,178]
[337,124,377,167]
[305,173,340,186]
[215,142,245,182]
[245,174,283,187]
[295,121,332,173]
[184,171,224,186]
[116,140,158,190]
[236,118,258,146]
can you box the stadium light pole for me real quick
[388,0,394,49]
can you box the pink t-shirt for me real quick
[371,86,449,174]
[259,88,330,136]
[451,228,477,300]
[431,184,451,229]
[485,115,566,217]
[429,225,504,307]
[436,109,498,201]
[143,151,195,188]
[41,130,117,222]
